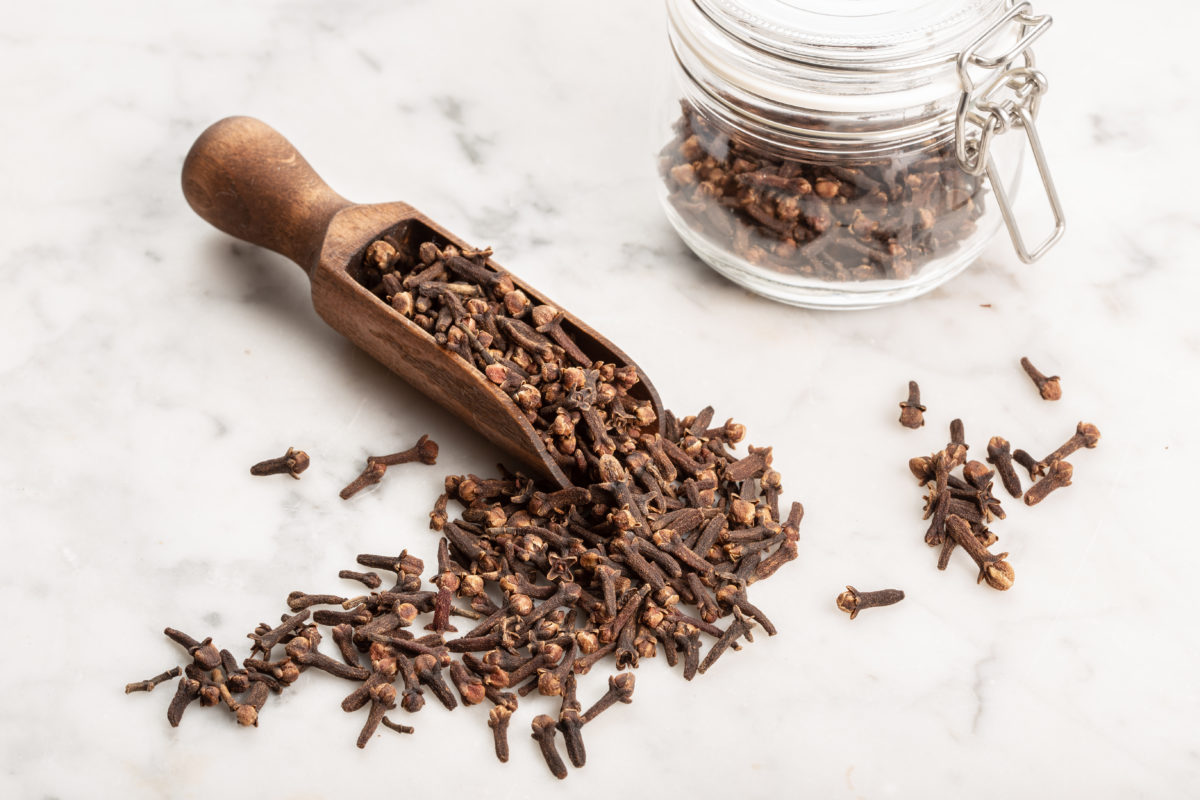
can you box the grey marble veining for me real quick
[1,1,1197,797]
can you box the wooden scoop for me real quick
[182,116,662,489]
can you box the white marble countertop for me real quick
[2,1,1197,797]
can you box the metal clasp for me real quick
[956,2,1064,263]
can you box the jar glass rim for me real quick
[696,0,1010,69]
[668,0,1023,116]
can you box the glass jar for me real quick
[656,0,1064,309]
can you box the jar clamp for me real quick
[955,2,1065,263]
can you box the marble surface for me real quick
[2,1,1197,797]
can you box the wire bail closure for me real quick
[956,2,1064,263]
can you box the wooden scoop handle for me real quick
[181,116,353,273]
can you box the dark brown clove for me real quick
[413,653,457,710]
[945,514,1014,590]
[1024,460,1073,506]
[531,714,569,780]
[835,586,905,619]
[1012,448,1040,478]
[1038,423,1100,472]
[697,608,755,673]
[986,436,1023,498]
[340,435,439,499]
[581,673,635,724]
[125,666,181,694]
[1020,357,1062,401]
[163,628,222,670]
[381,716,414,736]
[338,570,382,590]
[556,672,587,768]
[285,634,370,681]
[898,381,926,429]
[166,677,201,727]
[250,447,310,479]
[356,683,397,748]
[488,705,513,763]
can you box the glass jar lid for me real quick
[671,0,1024,113]
[697,0,1010,69]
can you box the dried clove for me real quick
[249,447,310,479]
[1037,423,1100,473]
[166,676,201,727]
[986,436,1023,498]
[696,608,754,673]
[338,570,383,590]
[1024,460,1073,506]
[356,683,397,748]
[239,680,269,726]
[898,381,926,429]
[287,592,348,611]
[1012,448,1040,478]
[125,666,182,694]
[488,705,513,763]
[580,673,635,725]
[835,586,905,620]
[381,716,415,736]
[340,435,439,499]
[531,714,569,780]
[1020,357,1062,401]
[556,672,587,768]
[944,514,1014,590]
[163,628,222,670]
[285,633,370,681]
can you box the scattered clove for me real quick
[250,447,310,479]
[986,436,1023,498]
[1012,448,1039,478]
[1037,422,1100,474]
[488,705,513,763]
[381,716,415,736]
[898,381,926,429]
[580,673,636,725]
[1020,357,1062,401]
[945,514,1014,590]
[1024,460,1073,506]
[835,586,905,619]
[166,677,201,727]
[340,435,439,499]
[124,667,182,694]
[531,714,569,780]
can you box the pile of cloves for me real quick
[659,101,986,283]
[357,232,657,487]
[133,410,800,777]
[131,234,804,779]
[907,390,1101,589]
[910,419,1015,590]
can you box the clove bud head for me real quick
[983,560,1016,591]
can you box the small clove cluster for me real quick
[659,101,986,283]
[910,419,1014,590]
[910,416,1102,590]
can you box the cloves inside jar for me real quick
[656,0,1064,309]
